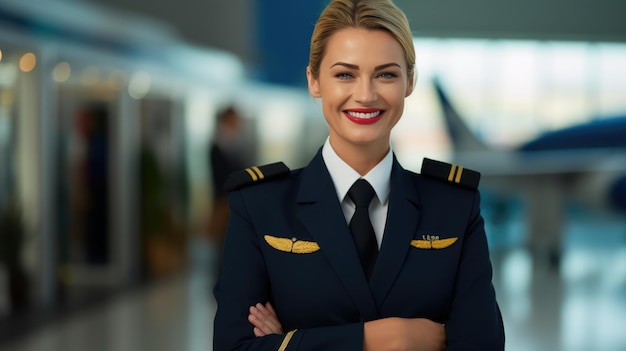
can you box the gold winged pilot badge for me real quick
[411,235,458,250]
[264,235,320,254]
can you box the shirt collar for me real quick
[321,137,392,205]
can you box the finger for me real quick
[249,313,274,335]
[265,302,278,316]
[250,305,271,323]
[249,307,281,335]
[255,303,277,323]
[248,312,264,330]
[253,327,265,337]
[248,308,272,332]
[255,303,274,318]
[263,303,283,333]
[254,303,283,333]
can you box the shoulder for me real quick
[418,157,481,191]
[223,161,292,192]
[408,158,482,215]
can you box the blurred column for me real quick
[15,50,48,308]
[253,0,324,87]
[113,88,141,285]
[37,48,58,308]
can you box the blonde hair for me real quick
[309,0,415,80]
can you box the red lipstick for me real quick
[344,109,384,125]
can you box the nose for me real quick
[354,79,377,104]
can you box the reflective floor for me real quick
[490,207,626,351]
[0,239,218,351]
[1,207,625,351]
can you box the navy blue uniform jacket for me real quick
[214,151,505,350]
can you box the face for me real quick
[307,27,413,155]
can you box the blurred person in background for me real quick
[207,106,248,277]
[71,103,110,266]
[213,0,504,350]
[0,197,29,315]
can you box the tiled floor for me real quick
[0,239,217,351]
[1,209,625,351]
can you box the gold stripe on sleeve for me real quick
[245,168,258,181]
[448,164,457,182]
[278,330,297,351]
[455,166,463,183]
[251,166,265,180]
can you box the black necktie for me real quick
[347,179,378,281]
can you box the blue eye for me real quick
[379,72,398,79]
[336,73,353,80]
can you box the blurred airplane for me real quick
[432,79,626,263]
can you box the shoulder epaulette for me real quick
[420,158,480,190]
[223,162,290,192]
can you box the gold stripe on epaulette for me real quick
[251,166,264,179]
[448,164,457,182]
[455,166,463,183]
[278,329,297,351]
[447,164,464,184]
[245,168,258,181]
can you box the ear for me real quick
[306,66,321,98]
[405,72,415,97]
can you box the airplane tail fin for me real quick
[432,78,488,152]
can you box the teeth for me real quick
[347,111,381,119]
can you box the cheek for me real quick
[321,100,339,123]
[384,86,407,108]
[329,84,349,98]
[388,90,406,124]
[321,87,347,109]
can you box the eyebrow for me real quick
[330,62,402,70]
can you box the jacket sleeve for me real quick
[213,190,365,351]
[444,191,505,350]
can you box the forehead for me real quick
[322,27,405,68]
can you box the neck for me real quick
[329,137,389,176]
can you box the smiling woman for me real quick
[306,27,413,174]
[212,1,505,350]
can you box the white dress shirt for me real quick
[321,137,392,248]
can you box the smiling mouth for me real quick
[345,110,384,124]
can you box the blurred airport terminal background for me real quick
[0,0,625,350]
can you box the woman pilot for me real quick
[213,0,505,350]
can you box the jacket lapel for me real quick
[295,151,378,320]
[370,157,421,306]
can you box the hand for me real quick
[364,317,446,351]
[248,302,284,336]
